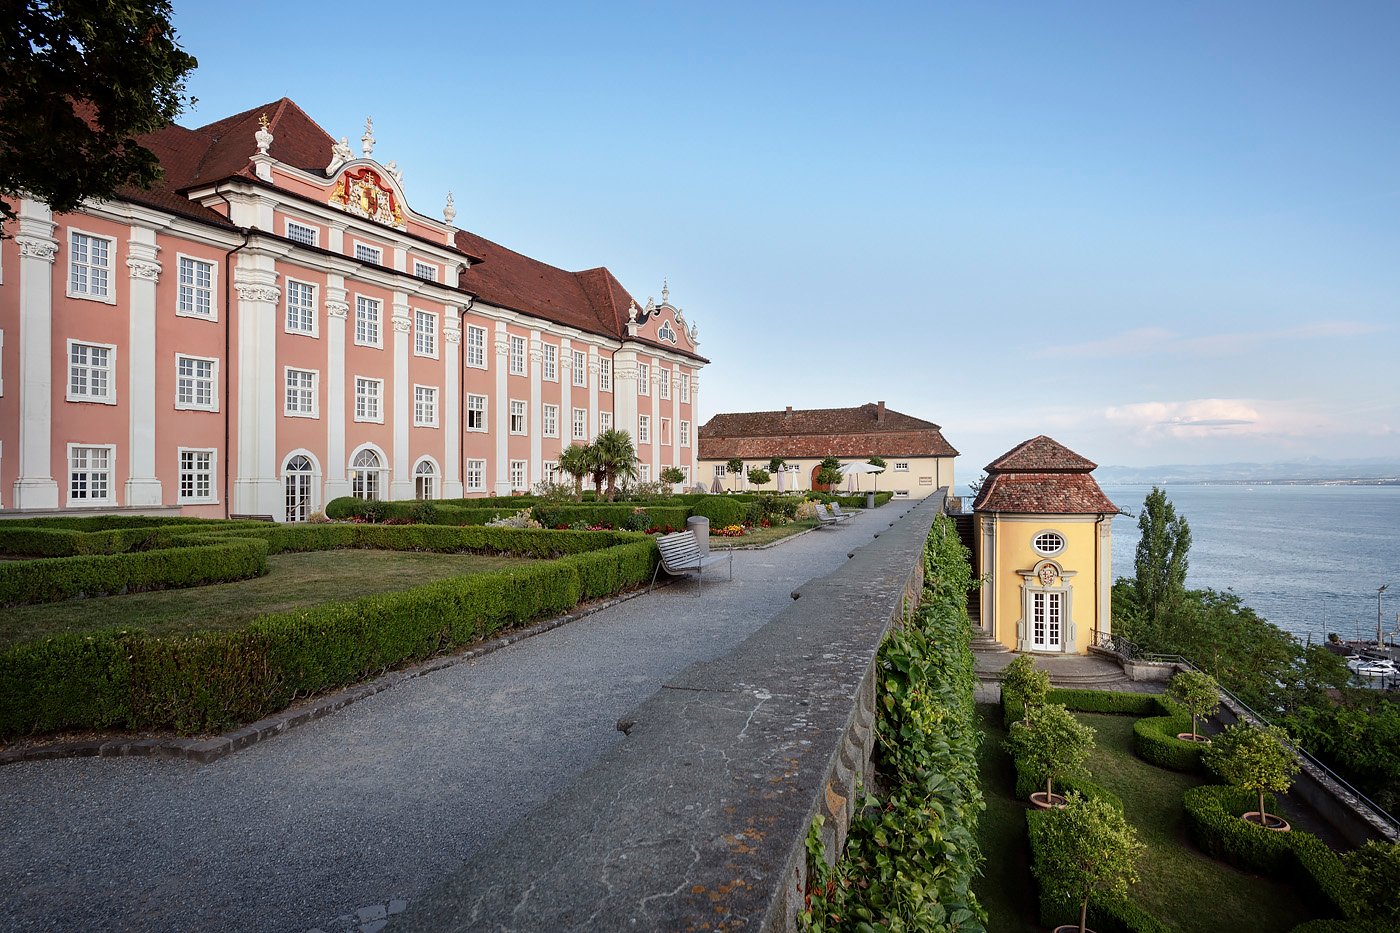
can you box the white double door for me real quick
[1031,591,1063,651]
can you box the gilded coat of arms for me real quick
[329,167,404,228]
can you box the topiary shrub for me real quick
[1165,670,1220,742]
[1028,792,1149,933]
[1204,722,1300,828]
[1006,702,1097,803]
[690,496,743,528]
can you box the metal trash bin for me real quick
[865,492,876,509]
[686,515,711,555]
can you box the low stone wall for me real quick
[399,492,947,932]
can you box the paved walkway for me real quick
[0,505,914,933]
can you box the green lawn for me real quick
[1,549,533,645]
[709,518,819,548]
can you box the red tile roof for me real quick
[973,435,1117,514]
[698,404,958,460]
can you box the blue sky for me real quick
[171,1,1400,472]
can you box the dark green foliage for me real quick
[1005,703,1097,800]
[0,539,268,605]
[1342,841,1400,926]
[690,496,743,528]
[1132,713,1207,772]
[1130,487,1191,639]
[1025,808,1169,933]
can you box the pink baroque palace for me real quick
[0,99,707,521]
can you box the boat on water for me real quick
[1347,654,1398,678]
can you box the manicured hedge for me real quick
[1133,711,1207,772]
[1002,687,1206,773]
[689,496,744,528]
[531,505,691,531]
[1013,756,1124,810]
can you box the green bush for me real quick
[531,505,690,530]
[1133,713,1207,772]
[1026,809,1169,933]
[690,496,743,528]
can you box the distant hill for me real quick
[1094,458,1400,486]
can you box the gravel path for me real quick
[0,505,912,933]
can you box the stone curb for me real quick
[0,582,669,769]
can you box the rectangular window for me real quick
[658,368,670,399]
[414,385,438,427]
[572,407,587,440]
[355,295,381,347]
[68,445,114,503]
[680,373,691,403]
[509,335,525,375]
[285,279,316,334]
[466,393,487,431]
[660,417,672,446]
[543,403,558,437]
[285,368,317,417]
[894,461,910,472]
[714,464,725,478]
[466,459,486,492]
[67,341,115,403]
[637,362,650,396]
[412,260,438,281]
[639,464,651,482]
[177,256,214,318]
[178,448,215,503]
[69,231,112,299]
[542,344,557,381]
[466,325,486,368]
[542,460,558,485]
[599,358,612,392]
[680,420,690,446]
[414,309,438,357]
[681,465,691,484]
[599,411,613,433]
[175,355,217,411]
[286,220,319,246]
[354,376,383,422]
[509,459,527,491]
[509,399,526,434]
[572,350,587,387]
[354,242,383,264]
[638,414,651,444]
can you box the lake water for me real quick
[955,483,1400,645]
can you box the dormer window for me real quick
[658,320,677,343]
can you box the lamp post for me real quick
[1378,584,1390,649]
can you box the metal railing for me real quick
[1093,635,1400,836]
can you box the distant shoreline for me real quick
[1098,478,1400,487]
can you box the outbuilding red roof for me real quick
[973,436,1117,514]
[698,403,958,460]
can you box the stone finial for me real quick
[688,322,699,346]
[361,117,375,158]
[254,113,273,155]
[327,136,353,175]
[661,278,670,304]
[626,300,639,324]
[443,191,457,225]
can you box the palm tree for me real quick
[556,444,593,500]
[593,429,639,500]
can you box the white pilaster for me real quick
[11,198,60,509]
[123,225,163,506]
[390,294,412,500]
[613,348,639,448]
[492,323,510,495]
[232,255,281,517]
[650,355,661,479]
[324,279,350,501]
[588,347,601,437]
[528,330,542,489]
[442,311,463,498]
[690,376,700,479]
[671,370,682,485]
[559,338,573,452]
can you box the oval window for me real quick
[1033,531,1065,556]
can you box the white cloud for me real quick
[1104,399,1263,438]
[1035,320,1385,359]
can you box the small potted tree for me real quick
[725,457,744,491]
[1031,792,1144,933]
[1007,703,1096,809]
[659,466,686,493]
[1204,723,1300,831]
[1165,670,1220,743]
[746,466,771,490]
[1002,655,1051,719]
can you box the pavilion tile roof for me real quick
[973,435,1117,514]
[698,404,958,460]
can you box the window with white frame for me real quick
[68,231,112,299]
[414,309,437,357]
[466,325,486,367]
[637,362,650,396]
[354,242,383,264]
[464,392,487,428]
[285,279,316,334]
[658,368,670,399]
[509,335,525,375]
[68,445,114,503]
[543,403,558,437]
[466,393,487,431]
[599,358,612,392]
[509,459,527,491]
[1033,531,1066,556]
[354,377,383,422]
[351,448,384,500]
[414,459,437,499]
[175,355,217,411]
[572,408,587,440]
[894,461,910,472]
[412,260,438,282]
[67,341,115,403]
[509,399,526,434]
[542,344,557,381]
[542,460,558,485]
[639,464,651,482]
[284,454,315,522]
[177,256,215,319]
[286,220,319,247]
[680,420,690,446]
[638,414,651,444]
[713,464,725,478]
[681,465,691,484]
[355,295,382,347]
[680,372,691,402]
[414,385,439,427]
[466,459,486,492]
[285,368,317,417]
[599,411,613,433]
[572,350,586,387]
[178,449,216,503]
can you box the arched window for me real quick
[414,459,437,500]
[285,454,315,523]
[351,448,384,500]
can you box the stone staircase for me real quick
[950,513,980,622]
[970,632,1009,654]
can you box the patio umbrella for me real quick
[838,460,884,494]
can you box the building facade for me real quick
[972,436,1118,655]
[696,402,957,499]
[0,99,705,521]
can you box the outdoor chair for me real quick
[649,530,735,594]
[813,504,841,527]
[829,503,857,520]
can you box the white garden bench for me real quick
[649,530,734,594]
[829,503,857,521]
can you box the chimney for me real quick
[876,400,886,422]
[785,406,793,416]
